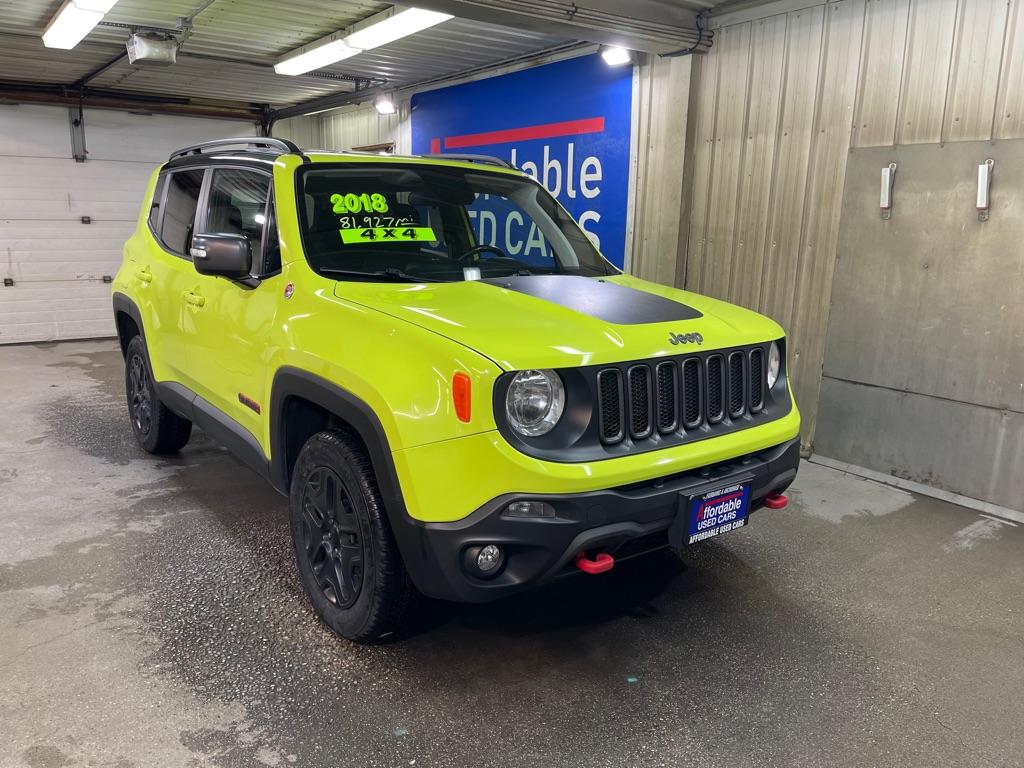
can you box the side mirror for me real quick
[190,233,251,279]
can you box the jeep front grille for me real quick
[681,358,701,427]
[706,354,724,424]
[626,365,652,439]
[655,362,677,433]
[728,351,745,418]
[597,345,771,446]
[749,348,765,412]
[597,369,624,443]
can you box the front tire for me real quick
[289,430,417,642]
[124,335,192,454]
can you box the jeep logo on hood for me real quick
[669,331,703,346]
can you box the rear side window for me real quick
[160,169,205,257]
[148,174,167,232]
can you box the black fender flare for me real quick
[268,368,442,592]
[268,367,408,514]
[112,292,146,356]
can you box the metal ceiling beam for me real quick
[0,82,262,122]
[408,0,709,54]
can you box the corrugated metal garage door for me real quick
[0,105,249,343]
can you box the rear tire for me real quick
[124,335,192,454]
[289,430,417,642]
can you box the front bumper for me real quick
[395,438,800,602]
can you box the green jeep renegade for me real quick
[112,137,800,642]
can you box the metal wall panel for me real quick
[824,141,1024,412]
[895,0,958,144]
[816,377,1024,510]
[630,55,695,286]
[729,14,788,310]
[275,100,412,153]
[682,50,722,292]
[852,0,911,147]
[943,0,1012,141]
[995,0,1024,139]
[273,116,321,151]
[319,101,412,152]
[757,5,824,336]
[702,22,753,300]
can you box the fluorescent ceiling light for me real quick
[42,0,119,50]
[345,8,453,50]
[274,39,361,76]
[600,46,632,66]
[374,95,397,115]
[274,6,453,77]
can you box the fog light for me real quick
[504,500,556,518]
[477,544,502,573]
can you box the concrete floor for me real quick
[1,340,1022,768]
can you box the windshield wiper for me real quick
[318,267,442,283]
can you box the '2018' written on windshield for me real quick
[331,192,389,214]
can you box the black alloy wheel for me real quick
[123,335,192,454]
[127,350,153,438]
[288,430,418,642]
[299,466,366,609]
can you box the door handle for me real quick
[182,291,206,308]
[135,267,153,284]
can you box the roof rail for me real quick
[168,137,305,162]
[426,153,513,169]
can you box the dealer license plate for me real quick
[685,482,751,544]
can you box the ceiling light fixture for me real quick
[374,95,397,115]
[274,6,454,77]
[600,46,632,67]
[42,0,119,50]
[274,38,361,76]
[345,7,453,51]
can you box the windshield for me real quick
[296,163,619,282]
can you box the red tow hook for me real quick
[764,493,788,510]
[575,551,615,574]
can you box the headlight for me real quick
[767,341,781,389]
[505,369,565,437]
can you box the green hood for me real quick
[333,273,784,371]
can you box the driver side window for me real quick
[204,168,272,275]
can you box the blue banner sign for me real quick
[410,54,633,268]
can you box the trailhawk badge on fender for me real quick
[669,331,703,345]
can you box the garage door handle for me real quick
[182,291,206,308]
[135,268,153,284]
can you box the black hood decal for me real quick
[481,275,702,325]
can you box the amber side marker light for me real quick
[453,372,471,422]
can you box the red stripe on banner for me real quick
[443,117,605,149]
[429,137,441,154]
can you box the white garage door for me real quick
[0,105,251,344]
